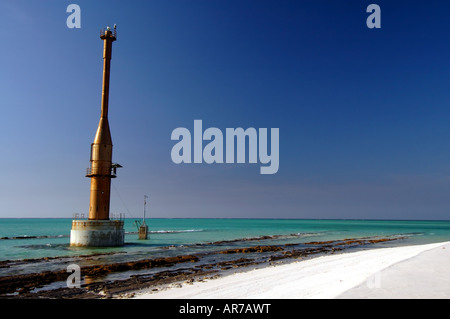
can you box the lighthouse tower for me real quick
[70,26,124,247]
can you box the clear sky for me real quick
[1,0,450,220]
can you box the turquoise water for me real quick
[1,218,450,262]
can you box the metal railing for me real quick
[100,27,117,39]
[86,167,117,177]
[86,163,121,178]
[73,213,124,220]
[73,213,86,220]
[110,213,125,221]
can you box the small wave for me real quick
[295,232,325,237]
[395,232,426,238]
[16,243,69,250]
[150,229,203,234]
[125,229,204,235]
[0,235,69,240]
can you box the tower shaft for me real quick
[87,28,117,220]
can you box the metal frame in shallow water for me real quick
[70,220,124,247]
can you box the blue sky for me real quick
[1,0,450,219]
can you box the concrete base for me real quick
[70,220,124,247]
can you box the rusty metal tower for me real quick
[86,26,119,220]
[70,26,124,247]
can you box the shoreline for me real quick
[1,237,448,299]
[0,236,405,298]
[132,241,450,299]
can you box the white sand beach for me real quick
[133,241,450,299]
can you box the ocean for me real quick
[1,218,450,294]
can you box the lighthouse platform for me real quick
[70,219,124,247]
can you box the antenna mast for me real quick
[143,195,148,224]
[138,195,149,240]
